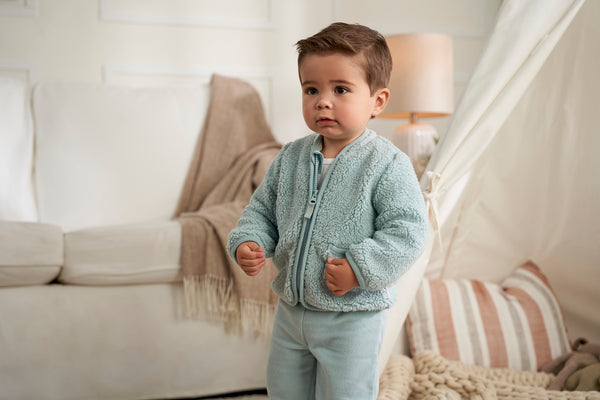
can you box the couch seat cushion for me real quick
[61,220,181,285]
[0,221,62,286]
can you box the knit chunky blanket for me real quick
[378,351,600,400]
[174,74,281,335]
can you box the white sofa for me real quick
[0,77,271,400]
[0,76,425,400]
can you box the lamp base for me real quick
[392,122,437,179]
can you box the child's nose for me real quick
[316,95,332,109]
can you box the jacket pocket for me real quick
[326,244,348,259]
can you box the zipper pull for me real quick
[304,191,317,218]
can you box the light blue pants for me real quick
[266,300,386,400]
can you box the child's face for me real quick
[299,53,389,156]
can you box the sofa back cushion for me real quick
[33,83,210,231]
[0,77,38,221]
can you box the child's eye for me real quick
[335,86,348,94]
[305,87,318,95]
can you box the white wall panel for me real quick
[0,0,500,144]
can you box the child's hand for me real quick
[236,241,265,276]
[325,258,359,296]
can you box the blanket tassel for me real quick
[183,275,274,337]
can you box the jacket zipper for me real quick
[293,153,321,303]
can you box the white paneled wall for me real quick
[0,0,500,143]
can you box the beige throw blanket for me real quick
[174,74,281,335]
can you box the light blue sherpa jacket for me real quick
[227,129,428,312]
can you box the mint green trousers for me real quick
[266,300,386,400]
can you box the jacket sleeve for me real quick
[346,152,428,291]
[226,146,284,263]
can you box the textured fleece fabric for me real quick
[227,129,428,312]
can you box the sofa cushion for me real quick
[0,221,63,286]
[0,77,37,221]
[61,220,181,285]
[33,83,210,231]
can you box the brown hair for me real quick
[295,22,392,95]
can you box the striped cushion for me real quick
[407,261,571,371]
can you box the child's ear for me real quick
[371,88,390,117]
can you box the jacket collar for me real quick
[310,129,376,157]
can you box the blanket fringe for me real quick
[184,275,235,318]
[239,298,275,336]
[183,275,274,337]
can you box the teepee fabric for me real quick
[421,0,598,342]
[380,0,599,371]
[422,0,585,275]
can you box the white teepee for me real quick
[379,0,599,372]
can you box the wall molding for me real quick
[99,0,276,30]
[0,0,35,16]
[0,61,36,83]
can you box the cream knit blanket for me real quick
[174,74,281,335]
[378,351,600,400]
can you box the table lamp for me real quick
[380,33,453,178]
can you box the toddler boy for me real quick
[227,22,428,400]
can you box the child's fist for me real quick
[324,258,359,296]
[236,241,265,276]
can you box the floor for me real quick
[189,389,268,400]
[197,395,268,400]
[201,396,268,400]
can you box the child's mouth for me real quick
[318,118,336,126]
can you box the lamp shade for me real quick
[381,33,453,119]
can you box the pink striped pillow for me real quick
[407,261,571,371]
